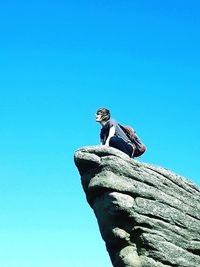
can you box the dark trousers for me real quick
[109,136,134,157]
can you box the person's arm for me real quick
[105,125,115,146]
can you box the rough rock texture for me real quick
[74,146,200,267]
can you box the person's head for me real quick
[95,107,110,124]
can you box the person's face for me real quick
[95,112,103,122]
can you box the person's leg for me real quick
[109,136,134,157]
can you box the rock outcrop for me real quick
[74,146,200,267]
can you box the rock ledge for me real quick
[74,146,200,267]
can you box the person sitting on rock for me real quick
[95,107,134,157]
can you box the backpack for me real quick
[119,125,146,157]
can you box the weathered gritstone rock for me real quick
[74,146,200,267]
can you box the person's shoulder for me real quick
[109,118,118,125]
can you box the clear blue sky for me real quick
[0,1,200,266]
